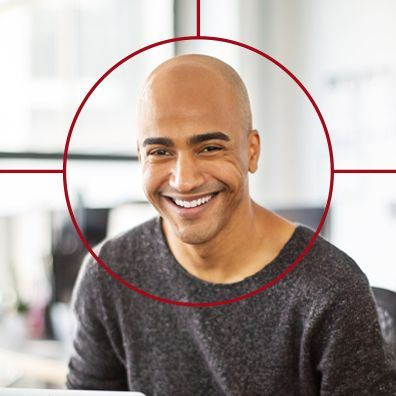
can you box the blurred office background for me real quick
[0,0,395,389]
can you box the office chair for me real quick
[371,287,396,357]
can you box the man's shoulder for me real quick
[79,215,161,277]
[99,215,161,259]
[74,216,163,297]
[292,225,370,296]
[277,225,376,331]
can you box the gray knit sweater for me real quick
[66,216,396,395]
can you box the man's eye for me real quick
[149,149,170,156]
[201,146,222,153]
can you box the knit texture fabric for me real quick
[66,216,396,395]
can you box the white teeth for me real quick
[172,194,214,208]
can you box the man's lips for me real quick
[163,192,220,202]
[162,192,220,214]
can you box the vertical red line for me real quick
[197,0,201,36]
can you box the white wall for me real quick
[297,0,396,291]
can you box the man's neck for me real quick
[162,201,296,284]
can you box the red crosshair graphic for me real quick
[2,0,396,306]
[63,33,334,307]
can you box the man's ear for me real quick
[248,129,260,173]
[136,142,142,162]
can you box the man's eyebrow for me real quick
[141,131,231,148]
[188,131,231,145]
[142,137,174,147]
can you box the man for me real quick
[67,54,396,395]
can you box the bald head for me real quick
[136,55,261,245]
[137,54,253,138]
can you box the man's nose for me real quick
[169,153,205,193]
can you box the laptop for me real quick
[0,390,145,396]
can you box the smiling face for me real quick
[137,55,260,245]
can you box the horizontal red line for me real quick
[0,169,63,173]
[334,169,396,173]
[2,169,395,174]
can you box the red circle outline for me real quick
[63,35,334,307]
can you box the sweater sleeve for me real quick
[66,254,128,390]
[312,277,396,395]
